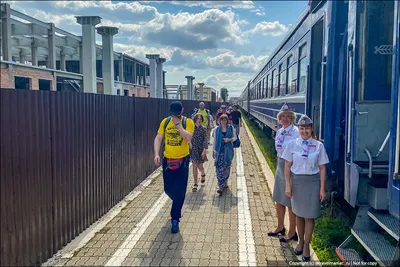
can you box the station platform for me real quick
[43,122,305,266]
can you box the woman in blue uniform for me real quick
[281,115,329,261]
[268,103,300,243]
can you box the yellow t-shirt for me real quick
[158,117,194,159]
[197,109,209,127]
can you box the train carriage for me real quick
[237,0,399,266]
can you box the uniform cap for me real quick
[221,105,226,108]
[297,115,313,126]
[280,103,293,112]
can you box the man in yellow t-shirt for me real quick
[153,101,194,233]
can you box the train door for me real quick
[389,1,399,219]
[309,17,324,140]
[344,0,395,207]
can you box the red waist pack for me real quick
[166,158,184,171]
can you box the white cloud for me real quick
[32,11,76,26]
[166,66,185,73]
[100,20,141,33]
[52,1,158,22]
[52,0,157,14]
[204,72,253,96]
[248,21,289,37]
[205,52,268,72]
[168,1,256,10]
[113,43,177,62]
[166,49,268,73]
[135,9,248,50]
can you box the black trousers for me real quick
[162,156,190,222]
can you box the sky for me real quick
[6,0,308,97]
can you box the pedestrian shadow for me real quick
[184,186,207,211]
[138,220,185,265]
[211,187,238,213]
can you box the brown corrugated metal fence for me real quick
[0,89,221,266]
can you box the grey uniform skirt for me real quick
[272,158,292,207]
[291,173,321,219]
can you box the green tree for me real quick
[220,88,229,102]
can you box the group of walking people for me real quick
[153,101,242,233]
[269,103,329,262]
[153,100,328,263]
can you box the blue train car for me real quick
[242,7,310,131]
[389,0,400,224]
[336,1,399,266]
[238,0,399,265]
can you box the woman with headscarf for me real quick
[212,114,237,195]
[281,115,329,262]
[268,103,300,243]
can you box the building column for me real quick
[97,26,118,95]
[60,47,66,71]
[31,40,38,66]
[19,49,26,64]
[156,57,166,98]
[47,23,56,69]
[1,3,12,61]
[198,82,205,101]
[185,76,195,100]
[76,16,102,93]
[146,54,160,98]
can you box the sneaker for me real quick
[171,220,179,233]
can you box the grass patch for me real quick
[311,208,351,262]
[241,111,277,173]
[241,110,356,263]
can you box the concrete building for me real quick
[0,3,166,98]
[165,83,217,102]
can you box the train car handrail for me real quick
[374,132,391,158]
[363,131,390,178]
[347,44,354,157]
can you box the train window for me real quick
[288,55,293,65]
[287,65,293,94]
[299,43,307,58]
[298,57,308,92]
[267,74,271,98]
[357,0,394,101]
[274,70,279,97]
[298,43,308,93]
[271,70,275,97]
[280,69,287,96]
[262,78,265,98]
[261,78,263,98]
[287,55,297,94]
[290,63,298,94]
[278,63,284,96]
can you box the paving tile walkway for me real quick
[44,122,300,266]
